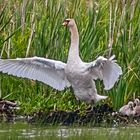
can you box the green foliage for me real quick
[0,0,140,112]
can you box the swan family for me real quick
[0,19,122,105]
[119,98,140,116]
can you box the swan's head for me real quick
[62,19,75,27]
[128,101,134,109]
[134,98,140,106]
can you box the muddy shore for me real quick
[1,102,140,127]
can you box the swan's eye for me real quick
[62,19,70,26]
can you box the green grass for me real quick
[0,0,140,113]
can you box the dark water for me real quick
[0,122,140,140]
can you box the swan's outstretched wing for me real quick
[88,55,122,90]
[0,57,70,90]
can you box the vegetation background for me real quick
[0,0,140,114]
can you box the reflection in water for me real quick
[0,123,140,140]
[17,128,83,138]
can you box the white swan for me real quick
[0,19,122,104]
[119,101,135,116]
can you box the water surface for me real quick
[0,122,140,140]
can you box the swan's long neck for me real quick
[67,24,81,63]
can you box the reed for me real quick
[0,0,140,113]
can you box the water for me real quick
[0,122,140,140]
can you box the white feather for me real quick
[0,57,70,90]
[89,55,122,90]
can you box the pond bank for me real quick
[1,103,140,127]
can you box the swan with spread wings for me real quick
[0,19,122,104]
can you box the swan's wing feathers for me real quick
[0,57,70,90]
[89,55,122,90]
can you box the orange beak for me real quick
[62,20,69,26]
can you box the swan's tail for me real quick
[95,94,108,103]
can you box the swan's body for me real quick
[134,99,140,116]
[0,19,122,104]
[119,101,135,116]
